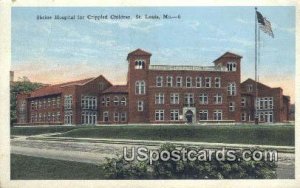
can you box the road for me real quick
[10,135,295,179]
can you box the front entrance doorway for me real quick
[185,110,194,123]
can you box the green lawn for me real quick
[11,126,79,136]
[57,125,294,146]
[11,154,105,179]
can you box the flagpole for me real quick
[254,7,259,125]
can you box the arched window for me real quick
[135,60,145,69]
[135,81,146,95]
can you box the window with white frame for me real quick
[120,97,127,106]
[199,93,208,104]
[214,93,222,104]
[114,112,119,122]
[215,77,221,88]
[156,76,163,87]
[227,82,236,96]
[166,76,173,87]
[155,110,164,121]
[176,76,182,87]
[135,60,145,69]
[213,110,222,120]
[121,112,127,122]
[170,109,179,121]
[227,62,237,71]
[199,110,208,120]
[256,97,273,110]
[64,95,72,109]
[205,77,211,88]
[186,77,192,88]
[135,81,146,94]
[113,96,119,106]
[57,112,61,121]
[229,101,235,112]
[81,96,97,109]
[52,98,56,108]
[137,100,144,111]
[155,93,164,104]
[43,99,47,109]
[81,111,97,124]
[106,97,110,106]
[103,111,109,122]
[196,77,202,88]
[241,112,247,121]
[184,93,194,106]
[241,97,246,107]
[64,111,72,124]
[57,97,61,108]
[170,93,180,104]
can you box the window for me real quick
[135,60,145,69]
[52,98,56,108]
[229,101,235,112]
[114,96,119,106]
[205,77,211,88]
[256,97,273,110]
[120,112,127,122]
[155,93,164,104]
[38,113,42,122]
[166,76,173,87]
[184,93,194,107]
[155,110,164,121]
[106,97,110,106]
[213,110,222,120]
[156,76,163,87]
[176,76,182,87]
[227,62,237,71]
[214,93,222,104]
[47,98,51,107]
[114,112,119,122]
[38,100,42,109]
[247,84,253,92]
[64,95,72,109]
[57,97,61,108]
[227,82,236,96]
[170,109,179,121]
[57,112,61,121]
[135,81,146,94]
[241,112,247,121]
[81,111,97,124]
[186,77,192,88]
[64,111,72,124]
[199,93,208,104]
[241,97,246,107]
[137,101,144,111]
[196,77,202,88]
[43,99,47,109]
[199,110,208,120]
[170,93,180,104]
[99,82,105,90]
[101,97,106,106]
[103,111,109,122]
[31,101,35,110]
[81,96,97,109]
[121,97,127,106]
[215,77,221,88]
[35,101,38,109]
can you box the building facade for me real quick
[15,49,290,125]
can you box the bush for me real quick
[102,143,277,179]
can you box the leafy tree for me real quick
[10,77,44,126]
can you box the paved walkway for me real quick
[11,135,295,179]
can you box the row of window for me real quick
[155,93,224,105]
[30,111,61,123]
[30,97,61,110]
[154,109,223,121]
[81,111,97,124]
[135,80,237,96]
[256,97,274,110]
[101,96,127,107]
[103,112,127,122]
[81,96,97,110]
[155,76,221,88]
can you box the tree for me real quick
[10,77,44,126]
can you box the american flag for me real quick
[256,11,274,38]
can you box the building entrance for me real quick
[185,110,193,123]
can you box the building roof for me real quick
[29,77,95,98]
[102,85,128,94]
[127,48,152,60]
[213,51,242,63]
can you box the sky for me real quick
[11,7,295,103]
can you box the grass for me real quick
[11,154,106,179]
[11,126,79,136]
[57,124,294,146]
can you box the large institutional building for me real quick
[16,49,290,125]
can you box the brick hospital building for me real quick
[16,49,290,125]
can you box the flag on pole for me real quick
[256,11,274,38]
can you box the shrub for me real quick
[102,143,277,179]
